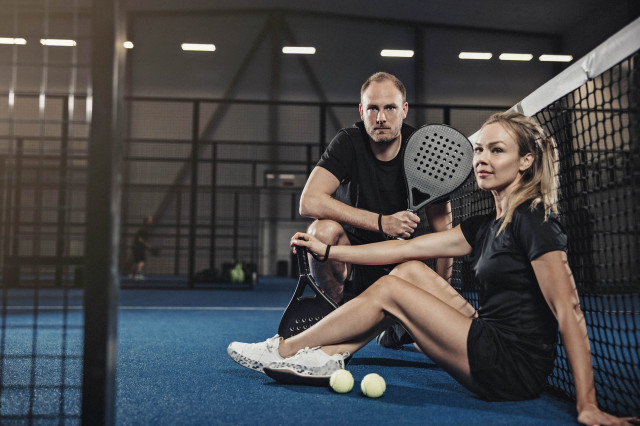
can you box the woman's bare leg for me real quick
[390,261,477,319]
[277,267,481,393]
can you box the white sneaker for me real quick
[263,347,350,386]
[227,335,284,373]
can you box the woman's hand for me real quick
[577,403,639,425]
[290,232,328,260]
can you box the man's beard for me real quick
[365,123,401,145]
[371,136,396,145]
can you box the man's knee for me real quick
[307,219,346,245]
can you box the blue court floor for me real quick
[114,277,580,425]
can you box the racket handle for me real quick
[296,245,311,275]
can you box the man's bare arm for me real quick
[300,167,421,238]
[299,167,380,232]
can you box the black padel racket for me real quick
[403,124,474,212]
[277,245,339,339]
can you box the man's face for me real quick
[359,80,408,145]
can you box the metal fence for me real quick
[1,94,507,287]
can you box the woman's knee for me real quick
[364,275,402,302]
[390,261,437,281]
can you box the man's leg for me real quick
[306,219,351,303]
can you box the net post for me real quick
[82,0,125,423]
[187,100,200,288]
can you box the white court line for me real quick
[6,306,284,311]
[120,306,284,311]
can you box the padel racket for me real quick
[403,124,474,212]
[277,245,339,339]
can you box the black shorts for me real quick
[342,228,397,301]
[132,245,146,262]
[467,318,555,401]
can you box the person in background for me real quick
[130,215,154,281]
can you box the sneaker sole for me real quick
[263,367,331,386]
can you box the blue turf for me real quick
[0,278,583,423]
[114,279,579,425]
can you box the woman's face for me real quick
[473,122,533,194]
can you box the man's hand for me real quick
[380,211,420,239]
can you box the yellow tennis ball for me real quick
[361,373,386,398]
[329,369,354,394]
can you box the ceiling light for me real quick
[539,54,573,62]
[499,53,533,61]
[181,43,215,52]
[40,39,77,46]
[458,52,492,60]
[123,41,134,49]
[0,37,27,45]
[282,46,316,54]
[381,49,414,58]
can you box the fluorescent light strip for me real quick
[181,43,215,52]
[459,52,492,60]
[123,41,134,49]
[0,37,27,45]
[381,49,414,58]
[282,46,316,55]
[499,53,533,61]
[40,38,76,46]
[539,54,573,62]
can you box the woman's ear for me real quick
[519,152,535,172]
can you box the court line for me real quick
[5,306,284,311]
[120,306,284,311]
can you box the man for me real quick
[130,215,154,280]
[299,72,452,346]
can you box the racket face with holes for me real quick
[277,246,339,338]
[403,124,474,211]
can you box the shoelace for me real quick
[293,346,315,357]
[265,336,281,351]
[289,346,350,362]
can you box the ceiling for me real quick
[123,0,631,36]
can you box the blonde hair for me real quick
[482,111,559,234]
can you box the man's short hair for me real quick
[360,72,407,103]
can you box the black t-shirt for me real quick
[133,228,150,249]
[460,199,567,358]
[317,121,427,243]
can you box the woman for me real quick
[228,112,636,425]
